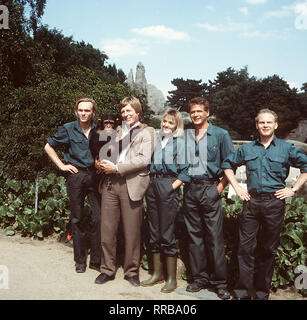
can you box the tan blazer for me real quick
[117,124,155,201]
[99,124,155,201]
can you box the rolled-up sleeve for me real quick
[221,132,235,162]
[46,125,70,148]
[222,146,245,171]
[289,144,307,173]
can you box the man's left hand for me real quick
[101,159,115,175]
[275,187,294,200]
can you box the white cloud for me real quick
[245,0,267,4]
[264,5,293,18]
[263,1,307,30]
[131,25,189,41]
[197,19,251,33]
[101,38,149,57]
[294,0,307,29]
[240,28,291,39]
[240,7,249,16]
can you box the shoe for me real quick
[186,282,207,292]
[75,263,86,273]
[89,263,101,272]
[124,275,140,287]
[216,288,231,300]
[95,273,115,284]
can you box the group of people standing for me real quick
[44,96,307,300]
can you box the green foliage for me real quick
[167,67,305,139]
[0,162,70,239]
[166,78,208,112]
[272,197,307,294]
[209,68,302,139]
[0,169,305,294]
[0,2,139,180]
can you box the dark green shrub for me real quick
[0,169,306,294]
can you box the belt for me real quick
[190,178,217,184]
[150,173,176,179]
[250,192,276,200]
[72,165,95,172]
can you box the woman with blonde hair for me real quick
[141,108,190,293]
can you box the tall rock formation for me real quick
[134,62,147,96]
[127,62,165,115]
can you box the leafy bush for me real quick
[0,162,70,239]
[0,169,306,293]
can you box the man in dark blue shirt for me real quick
[183,97,234,300]
[44,98,101,274]
[222,108,307,300]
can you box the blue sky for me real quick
[41,0,307,98]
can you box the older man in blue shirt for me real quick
[222,108,307,300]
[44,98,101,274]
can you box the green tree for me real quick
[209,68,303,139]
[166,78,208,112]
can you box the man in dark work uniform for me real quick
[222,108,307,300]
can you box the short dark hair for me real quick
[188,97,210,112]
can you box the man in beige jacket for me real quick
[94,96,155,286]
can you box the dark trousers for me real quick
[183,180,227,289]
[146,177,179,257]
[234,196,285,300]
[66,170,101,266]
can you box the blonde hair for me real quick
[255,108,278,123]
[75,98,97,119]
[161,108,184,138]
[119,96,142,117]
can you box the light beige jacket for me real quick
[99,124,155,201]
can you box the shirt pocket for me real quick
[268,155,284,173]
[207,144,218,161]
[71,138,84,144]
[245,154,258,171]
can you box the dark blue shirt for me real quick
[150,135,190,183]
[46,120,96,168]
[184,123,234,180]
[222,136,307,193]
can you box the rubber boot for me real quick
[161,256,177,293]
[141,253,164,287]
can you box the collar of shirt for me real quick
[187,122,212,142]
[121,121,141,138]
[254,135,277,148]
[74,120,96,135]
[158,132,175,149]
[118,121,141,163]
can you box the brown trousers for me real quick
[100,175,143,277]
